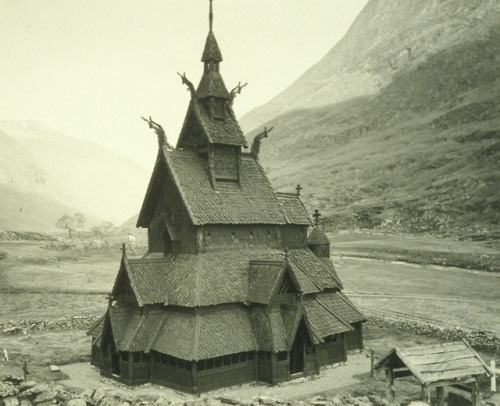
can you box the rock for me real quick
[259,397,276,406]
[3,397,20,406]
[33,390,59,404]
[2,376,24,385]
[23,384,49,397]
[63,399,87,406]
[48,365,60,372]
[18,381,37,392]
[20,400,32,406]
[0,382,18,397]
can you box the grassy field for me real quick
[330,231,500,272]
[334,256,500,335]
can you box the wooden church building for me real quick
[87,1,365,393]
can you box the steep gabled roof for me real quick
[248,261,284,304]
[287,250,342,293]
[111,256,168,307]
[302,296,353,344]
[277,193,312,226]
[177,100,247,148]
[165,149,286,225]
[196,71,230,99]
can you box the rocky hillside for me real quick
[243,0,500,237]
[0,121,148,231]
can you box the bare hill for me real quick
[0,121,149,231]
[240,0,500,133]
[245,0,500,236]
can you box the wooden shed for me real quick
[374,340,492,405]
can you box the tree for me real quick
[55,214,75,239]
[91,221,114,241]
[74,213,86,231]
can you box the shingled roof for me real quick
[302,296,353,344]
[308,226,330,245]
[201,31,222,62]
[111,257,168,307]
[128,249,342,308]
[374,341,492,384]
[150,306,256,361]
[276,193,312,226]
[196,71,230,99]
[165,149,286,225]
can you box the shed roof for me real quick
[374,341,492,384]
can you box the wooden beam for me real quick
[387,368,395,401]
[427,375,477,390]
[436,386,445,406]
[471,379,480,406]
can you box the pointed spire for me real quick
[209,0,213,32]
[202,0,222,62]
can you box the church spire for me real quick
[201,0,223,64]
[209,0,213,32]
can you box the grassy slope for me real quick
[251,27,500,237]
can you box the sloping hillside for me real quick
[241,0,500,133]
[0,121,149,231]
[247,14,500,236]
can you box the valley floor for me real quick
[0,233,499,399]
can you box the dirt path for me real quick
[60,353,371,400]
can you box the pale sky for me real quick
[0,0,368,172]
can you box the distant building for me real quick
[87,1,365,393]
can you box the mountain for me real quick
[0,121,149,231]
[240,0,500,133]
[242,0,500,236]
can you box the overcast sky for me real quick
[0,0,368,172]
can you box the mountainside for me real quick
[240,0,499,133]
[0,121,149,231]
[244,0,500,236]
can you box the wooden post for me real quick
[387,368,395,401]
[359,322,364,351]
[471,379,480,406]
[492,360,497,392]
[370,349,375,377]
[191,360,198,394]
[436,386,445,406]
[128,352,134,384]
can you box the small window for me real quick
[215,357,223,368]
[240,352,248,362]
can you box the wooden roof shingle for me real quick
[151,307,256,361]
[316,291,365,324]
[166,150,285,225]
[374,341,492,384]
[308,226,331,245]
[302,297,353,344]
[201,31,222,62]
[277,193,312,226]
[248,261,284,304]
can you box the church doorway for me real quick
[111,350,121,376]
[289,322,306,374]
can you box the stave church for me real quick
[87,1,365,393]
